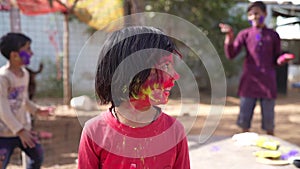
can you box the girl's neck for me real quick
[113,102,160,128]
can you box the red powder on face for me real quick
[130,54,180,110]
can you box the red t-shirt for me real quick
[78,110,190,169]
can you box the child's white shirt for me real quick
[0,63,38,136]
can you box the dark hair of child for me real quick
[95,26,181,111]
[247,1,266,13]
[0,33,31,59]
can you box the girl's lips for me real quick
[163,90,171,97]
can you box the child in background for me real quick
[219,1,294,135]
[0,32,53,168]
[78,26,190,168]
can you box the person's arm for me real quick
[219,23,244,60]
[78,128,101,169]
[274,32,282,66]
[173,136,190,169]
[277,53,295,66]
[25,98,39,115]
[26,98,54,116]
[274,33,296,66]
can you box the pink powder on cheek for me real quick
[129,96,151,110]
[158,69,178,88]
[130,54,180,107]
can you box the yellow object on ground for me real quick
[256,137,280,150]
[256,157,290,166]
[254,150,282,159]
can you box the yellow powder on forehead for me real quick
[153,83,159,89]
[141,86,152,95]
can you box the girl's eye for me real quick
[163,63,169,70]
[159,63,172,72]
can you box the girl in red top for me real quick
[78,26,190,169]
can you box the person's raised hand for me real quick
[219,23,233,34]
[219,23,234,44]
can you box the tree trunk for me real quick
[9,7,21,32]
[129,0,144,13]
[63,13,71,105]
[125,0,145,25]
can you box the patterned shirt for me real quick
[0,63,38,136]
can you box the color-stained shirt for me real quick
[0,63,38,136]
[224,27,281,99]
[78,110,190,169]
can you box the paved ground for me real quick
[6,91,300,168]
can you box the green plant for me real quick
[35,59,63,98]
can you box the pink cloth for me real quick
[277,53,295,65]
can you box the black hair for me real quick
[95,26,180,109]
[0,32,31,60]
[247,1,266,13]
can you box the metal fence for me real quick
[0,11,94,97]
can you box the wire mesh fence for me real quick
[0,11,93,98]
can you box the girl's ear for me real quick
[10,51,20,62]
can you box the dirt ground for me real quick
[188,92,300,145]
[6,91,300,169]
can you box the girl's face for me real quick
[247,6,266,28]
[131,54,180,109]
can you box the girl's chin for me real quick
[150,96,169,105]
[150,99,169,105]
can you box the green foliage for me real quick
[145,0,249,79]
[35,59,63,98]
